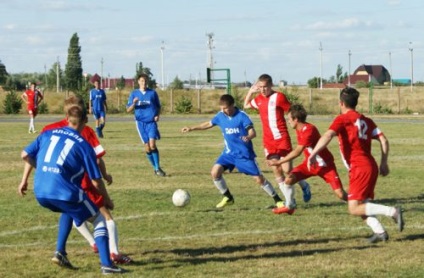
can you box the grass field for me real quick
[0,114,424,277]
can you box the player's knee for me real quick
[284,175,296,186]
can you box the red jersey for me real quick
[250,91,292,151]
[23,89,43,110]
[297,122,335,168]
[329,110,382,169]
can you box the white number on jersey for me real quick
[44,135,75,166]
[354,119,368,140]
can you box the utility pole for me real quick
[348,50,351,87]
[206,32,215,82]
[389,52,393,89]
[101,57,104,88]
[56,56,60,93]
[44,64,47,89]
[319,42,323,90]
[160,41,165,90]
[409,42,413,92]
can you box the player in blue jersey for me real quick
[18,105,123,274]
[127,73,166,177]
[181,94,284,209]
[89,80,108,138]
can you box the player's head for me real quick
[339,87,359,109]
[137,73,149,90]
[257,74,273,96]
[219,94,235,116]
[30,82,36,90]
[94,80,100,88]
[66,105,88,130]
[288,104,307,129]
[64,95,87,123]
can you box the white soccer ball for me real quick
[172,189,191,207]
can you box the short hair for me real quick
[67,105,87,126]
[258,74,273,86]
[64,95,86,115]
[137,73,149,82]
[289,104,307,123]
[340,87,359,108]
[219,94,235,107]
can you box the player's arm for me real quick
[268,144,305,166]
[181,121,213,132]
[21,92,28,104]
[37,90,44,105]
[243,84,258,109]
[307,129,336,170]
[241,125,256,142]
[98,157,112,185]
[88,92,92,114]
[376,133,390,176]
[92,178,114,210]
[126,96,138,113]
[18,150,35,196]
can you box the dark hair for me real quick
[219,94,235,106]
[258,74,273,86]
[137,73,149,82]
[340,87,359,108]
[289,104,307,123]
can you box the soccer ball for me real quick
[172,189,190,207]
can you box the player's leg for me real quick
[73,220,97,252]
[148,123,166,176]
[212,158,234,208]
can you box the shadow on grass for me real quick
[143,237,377,270]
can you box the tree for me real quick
[169,76,184,89]
[47,62,63,91]
[0,60,8,85]
[65,33,83,92]
[336,64,343,83]
[307,77,327,88]
[116,76,126,90]
[135,62,156,88]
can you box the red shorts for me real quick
[263,140,292,159]
[291,162,343,190]
[81,176,104,208]
[347,161,378,201]
[28,107,38,117]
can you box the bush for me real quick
[175,96,193,114]
[38,102,49,114]
[3,91,22,114]
[373,102,393,114]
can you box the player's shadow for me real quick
[143,236,378,270]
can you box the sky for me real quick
[1,0,423,86]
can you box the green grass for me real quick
[1,114,424,277]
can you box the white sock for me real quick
[279,183,295,208]
[366,216,385,234]
[365,203,395,217]
[106,219,119,254]
[213,177,228,194]
[261,180,277,197]
[29,118,34,130]
[74,221,95,246]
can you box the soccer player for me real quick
[244,74,311,208]
[89,80,108,138]
[181,94,284,209]
[267,104,348,215]
[127,73,166,177]
[307,87,404,243]
[42,95,132,264]
[21,82,44,133]
[18,105,123,274]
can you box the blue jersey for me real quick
[90,88,107,112]
[24,127,101,202]
[211,108,256,160]
[127,88,161,122]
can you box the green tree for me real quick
[336,64,344,83]
[0,60,8,85]
[3,91,22,114]
[117,76,126,90]
[169,76,184,89]
[135,62,156,88]
[65,33,83,92]
[307,76,327,88]
[46,62,63,91]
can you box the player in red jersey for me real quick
[21,82,44,133]
[308,87,404,243]
[267,104,347,215]
[42,95,132,264]
[244,74,311,210]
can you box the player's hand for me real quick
[307,156,317,171]
[248,84,259,94]
[240,136,250,142]
[181,127,191,133]
[105,199,114,210]
[266,159,279,167]
[104,173,113,185]
[379,163,390,177]
[18,181,28,196]
[133,97,139,105]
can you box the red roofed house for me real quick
[344,64,391,86]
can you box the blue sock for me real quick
[146,152,156,169]
[93,215,112,267]
[56,213,73,254]
[151,149,160,170]
[100,123,105,131]
[96,127,101,136]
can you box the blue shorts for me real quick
[92,110,106,120]
[37,195,99,227]
[136,121,161,144]
[215,154,262,176]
